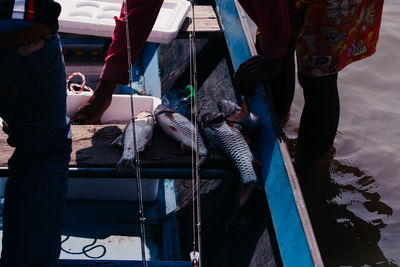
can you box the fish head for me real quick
[135,111,153,119]
[154,104,174,116]
[200,112,225,128]
[217,99,240,118]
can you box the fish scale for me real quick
[113,112,154,172]
[203,118,257,184]
[155,105,207,159]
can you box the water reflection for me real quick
[289,140,396,267]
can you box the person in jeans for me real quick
[71,0,164,124]
[0,1,71,266]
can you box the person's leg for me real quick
[297,73,340,159]
[256,0,305,123]
[0,33,71,267]
[266,39,296,122]
[71,0,164,124]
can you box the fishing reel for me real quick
[190,251,200,267]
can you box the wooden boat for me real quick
[0,1,323,266]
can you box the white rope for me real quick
[123,1,147,266]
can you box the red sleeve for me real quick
[100,0,163,84]
[238,0,291,58]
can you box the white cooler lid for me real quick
[56,0,191,43]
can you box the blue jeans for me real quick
[0,33,71,266]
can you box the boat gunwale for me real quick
[216,1,324,266]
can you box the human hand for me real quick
[233,55,282,96]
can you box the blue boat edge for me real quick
[214,0,324,266]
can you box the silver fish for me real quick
[201,112,257,184]
[217,99,259,135]
[113,111,154,173]
[154,104,207,162]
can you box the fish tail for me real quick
[116,158,135,174]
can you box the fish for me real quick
[154,104,207,163]
[112,111,154,173]
[201,112,261,207]
[216,99,259,136]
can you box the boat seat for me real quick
[177,5,223,39]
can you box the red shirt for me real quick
[238,0,291,58]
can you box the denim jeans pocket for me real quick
[16,38,45,57]
[11,36,63,94]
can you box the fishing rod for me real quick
[188,1,202,266]
[123,1,147,266]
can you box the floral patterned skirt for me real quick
[295,0,384,76]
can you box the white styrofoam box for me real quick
[66,93,161,124]
[56,0,191,44]
[68,178,159,202]
[67,93,162,202]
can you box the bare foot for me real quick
[70,79,117,124]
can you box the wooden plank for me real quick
[70,124,123,167]
[70,124,193,168]
[177,5,222,39]
[0,124,231,170]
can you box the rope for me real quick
[66,72,94,94]
[123,1,147,267]
[61,236,106,259]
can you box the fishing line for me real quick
[188,1,202,266]
[123,1,147,266]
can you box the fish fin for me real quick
[199,155,207,165]
[244,135,251,145]
[238,181,264,208]
[240,99,249,114]
[227,122,236,128]
[112,135,123,147]
[116,158,135,174]
[227,100,248,122]
[145,132,151,139]
[169,125,178,132]
[252,158,262,167]
[181,143,191,151]
[251,113,259,120]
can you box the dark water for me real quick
[284,1,400,266]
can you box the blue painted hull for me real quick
[215,1,323,266]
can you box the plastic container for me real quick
[66,93,162,202]
[56,0,191,44]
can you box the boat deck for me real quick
[0,3,307,267]
[0,122,238,179]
